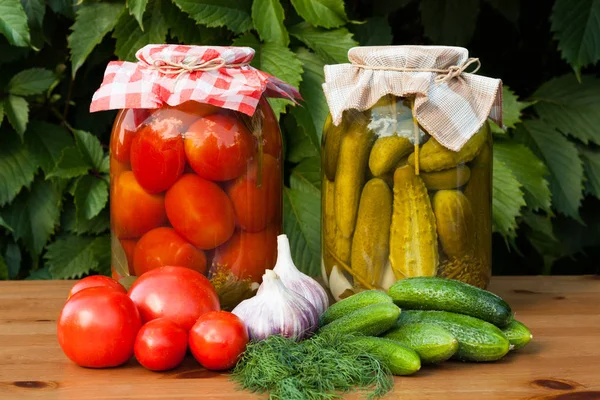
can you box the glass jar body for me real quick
[109,98,283,308]
[321,95,492,301]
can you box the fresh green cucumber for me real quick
[388,277,513,327]
[397,310,510,362]
[502,320,532,350]
[383,323,458,363]
[318,302,401,336]
[352,336,421,376]
[320,290,393,326]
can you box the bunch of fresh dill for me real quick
[230,333,393,400]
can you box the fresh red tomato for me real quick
[226,154,281,232]
[184,113,254,181]
[133,227,207,275]
[165,174,235,249]
[189,311,248,371]
[134,318,188,371]
[212,225,278,282]
[130,120,186,193]
[258,97,282,158]
[111,171,167,239]
[57,287,141,368]
[67,276,126,299]
[128,266,220,331]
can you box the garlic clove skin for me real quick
[273,235,329,317]
[232,269,318,342]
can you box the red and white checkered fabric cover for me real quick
[90,45,301,116]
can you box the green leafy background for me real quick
[0,0,599,280]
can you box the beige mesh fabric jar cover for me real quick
[322,46,503,151]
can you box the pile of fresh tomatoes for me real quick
[57,267,249,371]
[110,99,282,282]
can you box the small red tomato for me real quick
[133,227,207,275]
[165,174,235,249]
[130,120,186,193]
[184,113,254,181]
[128,266,220,331]
[67,276,127,299]
[134,318,188,371]
[189,311,248,371]
[57,287,141,368]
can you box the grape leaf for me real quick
[372,0,414,15]
[1,176,62,257]
[484,0,519,25]
[74,175,109,221]
[7,68,56,96]
[91,234,111,276]
[61,200,110,235]
[114,0,168,62]
[349,16,393,46]
[25,121,73,175]
[519,120,584,221]
[173,0,252,34]
[73,129,104,170]
[46,147,90,179]
[296,48,328,135]
[0,255,7,280]
[3,243,21,279]
[0,215,12,231]
[164,1,224,44]
[290,0,347,29]
[48,0,73,18]
[21,0,45,28]
[283,187,321,276]
[127,0,148,29]
[68,2,125,76]
[492,157,526,239]
[0,102,4,127]
[494,140,551,212]
[521,210,561,272]
[286,105,320,163]
[0,130,36,206]
[46,235,110,279]
[490,86,535,134]
[532,74,600,145]
[551,0,600,77]
[3,95,29,140]
[290,156,321,195]
[288,22,358,64]
[579,146,600,199]
[0,0,30,47]
[252,0,288,45]
[419,0,480,46]
[25,266,51,280]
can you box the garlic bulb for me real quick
[273,234,329,316]
[232,269,318,342]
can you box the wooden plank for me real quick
[0,277,599,399]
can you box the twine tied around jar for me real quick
[352,57,481,84]
[152,57,251,78]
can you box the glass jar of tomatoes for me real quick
[93,45,300,308]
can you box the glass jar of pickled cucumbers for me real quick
[321,95,492,300]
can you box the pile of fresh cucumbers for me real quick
[318,277,532,375]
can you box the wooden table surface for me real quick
[0,276,599,400]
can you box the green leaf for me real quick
[0,130,36,206]
[521,211,561,273]
[286,105,320,163]
[579,147,600,199]
[490,86,535,134]
[0,255,7,280]
[484,0,519,25]
[0,215,12,231]
[296,48,328,135]
[164,1,224,44]
[290,0,347,28]
[25,121,73,175]
[73,130,104,170]
[21,0,45,28]
[74,175,109,221]
[492,157,526,239]
[419,0,479,46]
[100,155,110,174]
[61,199,110,235]
[289,22,358,64]
[47,146,90,179]
[372,0,414,15]
[7,68,56,96]
[283,187,321,276]
[0,102,4,127]
[494,140,551,212]
[25,266,51,280]
[46,235,110,279]
[3,95,29,139]
[252,0,288,45]
[3,243,21,279]
[92,234,111,276]
[532,74,600,145]
[127,0,148,29]
[114,0,168,62]
[1,176,62,257]
[348,16,393,46]
[48,0,73,18]
[290,156,321,195]
[519,120,584,220]
[551,0,600,76]
[0,0,30,47]
[173,0,252,34]
[68,2,125,76]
